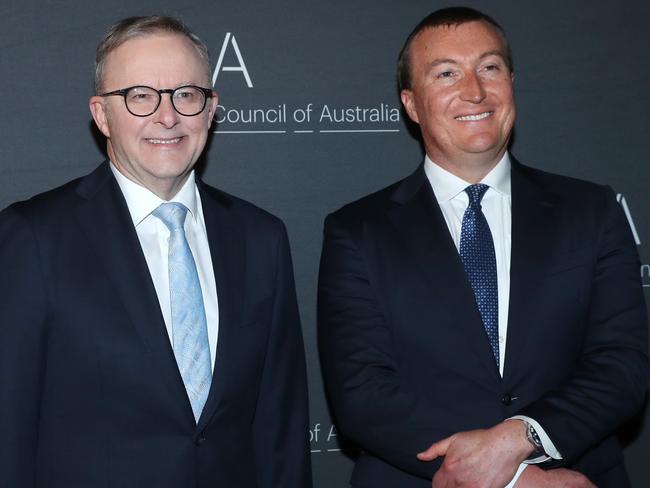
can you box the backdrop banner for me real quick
[1,1,648,486]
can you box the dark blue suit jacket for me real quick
[0,162,312,488]
[318,160,649,488]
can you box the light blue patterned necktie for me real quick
[459,184,499,367]
[153,202,212,422]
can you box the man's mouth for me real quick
[455,111,493,122]
[146,137,183,145]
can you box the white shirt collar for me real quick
[109,162,199,227]
[424,152,512,203]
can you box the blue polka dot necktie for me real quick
[153,202,212,422]
[459,184,499,367]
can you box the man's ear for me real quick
[400,89,420,124]
[89,96,111,138]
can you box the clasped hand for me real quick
[417,420,595,488]
[417,420,530,488]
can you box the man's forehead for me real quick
[102,33,207,82]
[109,32,192,57]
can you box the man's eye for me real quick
[437,71,454,79]
[129,93,154,102]
[174,89,198,101]
[485,64,499,70]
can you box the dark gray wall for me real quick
[1,1,648,485]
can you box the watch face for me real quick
[526,423,543,449]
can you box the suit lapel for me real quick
[195,182,245,430]
[387,167,502,382]
[503,161,559,383]
[74,165,247,428]
[74,163,191,422]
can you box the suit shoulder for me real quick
[199,182,286,234]
[516,163,617,213]
[1,175,85,223]
[519,163,611,195]
[325,178,405,230]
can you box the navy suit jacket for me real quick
[0,162,312,488]
[318,159,649,488]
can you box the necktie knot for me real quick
[465,183,490,209]
[153,202,188,231]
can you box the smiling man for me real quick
[0,15,311,488]
[318,7,648,488]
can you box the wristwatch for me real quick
[523,420,545,458]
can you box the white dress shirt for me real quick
[110,163,219,370]
[423,153,561,486]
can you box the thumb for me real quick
[417,436,452,461]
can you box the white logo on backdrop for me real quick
[212,33,253,88]
[616,193,650,287]
[616,193,640,245]
[209,33,401,135]
[309,422,341,454]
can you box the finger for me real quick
[417,437,451,461]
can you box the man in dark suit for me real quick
[318,7,648,488]
[0,15,311,488]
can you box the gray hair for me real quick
[94,15,211,93]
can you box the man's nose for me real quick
[154,94,180,127]
[459,73,486,103]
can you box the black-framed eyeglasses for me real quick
[99,85,214,117]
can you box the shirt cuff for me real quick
[504,463,528,488]
[509,415,563,462]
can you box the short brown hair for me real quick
[397,7,512,91]
[94,15,211,93]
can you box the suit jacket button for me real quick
[501,394,512,406]
[195,436,207,446]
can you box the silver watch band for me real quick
[524,420,545,457]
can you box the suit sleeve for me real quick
[252,223,312,488]
[318,212,442,480]
[0,206,48,487]
[518,187,650,465]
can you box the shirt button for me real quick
[499,335,505,344]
